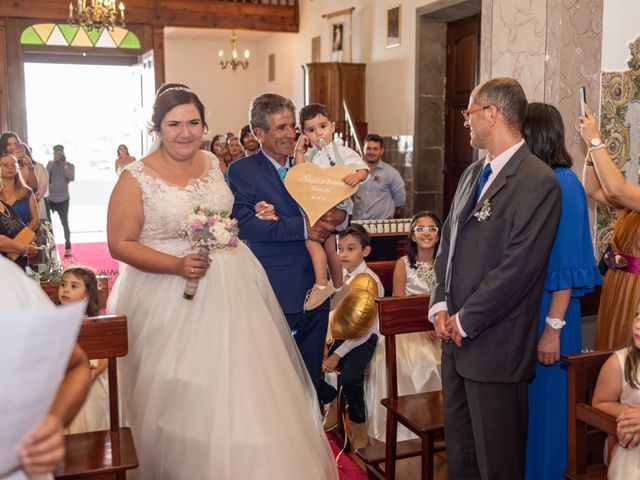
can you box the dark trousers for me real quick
[49,198,71,249]
[285,308,330,394]
[44,197,52,223]
[318,334,378,423]
[442,351,528,480]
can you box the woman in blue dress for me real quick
[0,154,38,230]
[522,103,602,479]
[0,154,38,269]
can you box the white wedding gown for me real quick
[107,155,338,479]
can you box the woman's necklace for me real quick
[2,185,16,205]
[0,202,10,218]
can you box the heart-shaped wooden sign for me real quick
[284,163,357,226]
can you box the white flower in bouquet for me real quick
[180,206,240,300]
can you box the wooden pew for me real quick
[367,260,396,297]
[55,315,138,479]
[564,350,616,480]
[355,295,445,480]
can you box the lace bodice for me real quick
[124,153,233,256]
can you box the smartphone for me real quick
[579,86,587,117]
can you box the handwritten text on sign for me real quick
[284,163,357,226]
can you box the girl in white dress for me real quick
[593,303,640,479]
[106,84,338,480]
[58,266,110,434]
[365,211,443,441]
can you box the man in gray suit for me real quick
[430,78,562,479]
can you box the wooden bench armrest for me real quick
[562,350,614,364]
[576,404,617,436]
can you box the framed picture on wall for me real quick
[323,7,353,62]
[387,6,401,48]
[332,23,344,53]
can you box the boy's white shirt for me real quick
[331,260,385,359]
[305,141,370,172]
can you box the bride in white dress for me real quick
[106,84,338,479]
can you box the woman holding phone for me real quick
[580,105,640,349]
[0,132,39,191]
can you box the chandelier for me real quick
[68,0,126,32]
[218,31,250,71]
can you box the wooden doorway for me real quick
[443,15,480,216]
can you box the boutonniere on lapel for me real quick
[474,199,492,222]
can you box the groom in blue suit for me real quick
[227,93,345,392]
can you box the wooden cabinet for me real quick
[303,62,366,124]
[303,62,366,150]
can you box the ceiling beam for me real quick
[0,1,299,32]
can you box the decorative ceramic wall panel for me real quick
[595,38,640,254]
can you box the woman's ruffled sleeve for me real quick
[544,169,602,297]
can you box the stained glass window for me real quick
[20,24,141,49]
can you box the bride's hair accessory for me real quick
[158,86,194,97]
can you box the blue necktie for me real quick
[278,166,288,182]
[475,163,492,202]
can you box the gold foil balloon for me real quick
[330,273,379,339]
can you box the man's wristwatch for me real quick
[545,316,566,330]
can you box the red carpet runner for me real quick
[57,242,119,276]
[326,433,367,479]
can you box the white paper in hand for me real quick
[0,301,86,478]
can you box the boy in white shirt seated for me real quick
[319,224,384,450]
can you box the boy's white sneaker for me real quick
[304,281,335,311]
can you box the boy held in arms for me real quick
[319,224,384,450]
[295,103,370,311]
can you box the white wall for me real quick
[163,0,439,138]
[601,0,640,71]
[164,32,267,140]
[265,0,432,136]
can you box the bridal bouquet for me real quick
[180,207,239,300]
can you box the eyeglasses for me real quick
[413,226,439,234]
[461,105,490,121]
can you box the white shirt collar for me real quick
[477,139,524,201]
[262,149,291,170]
[343,260,368,280]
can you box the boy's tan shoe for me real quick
[323,401,338,431]
[304,281,335,311]
[329,284,351,310]
[349,421,369,450]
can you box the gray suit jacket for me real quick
[430,143,561,383]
